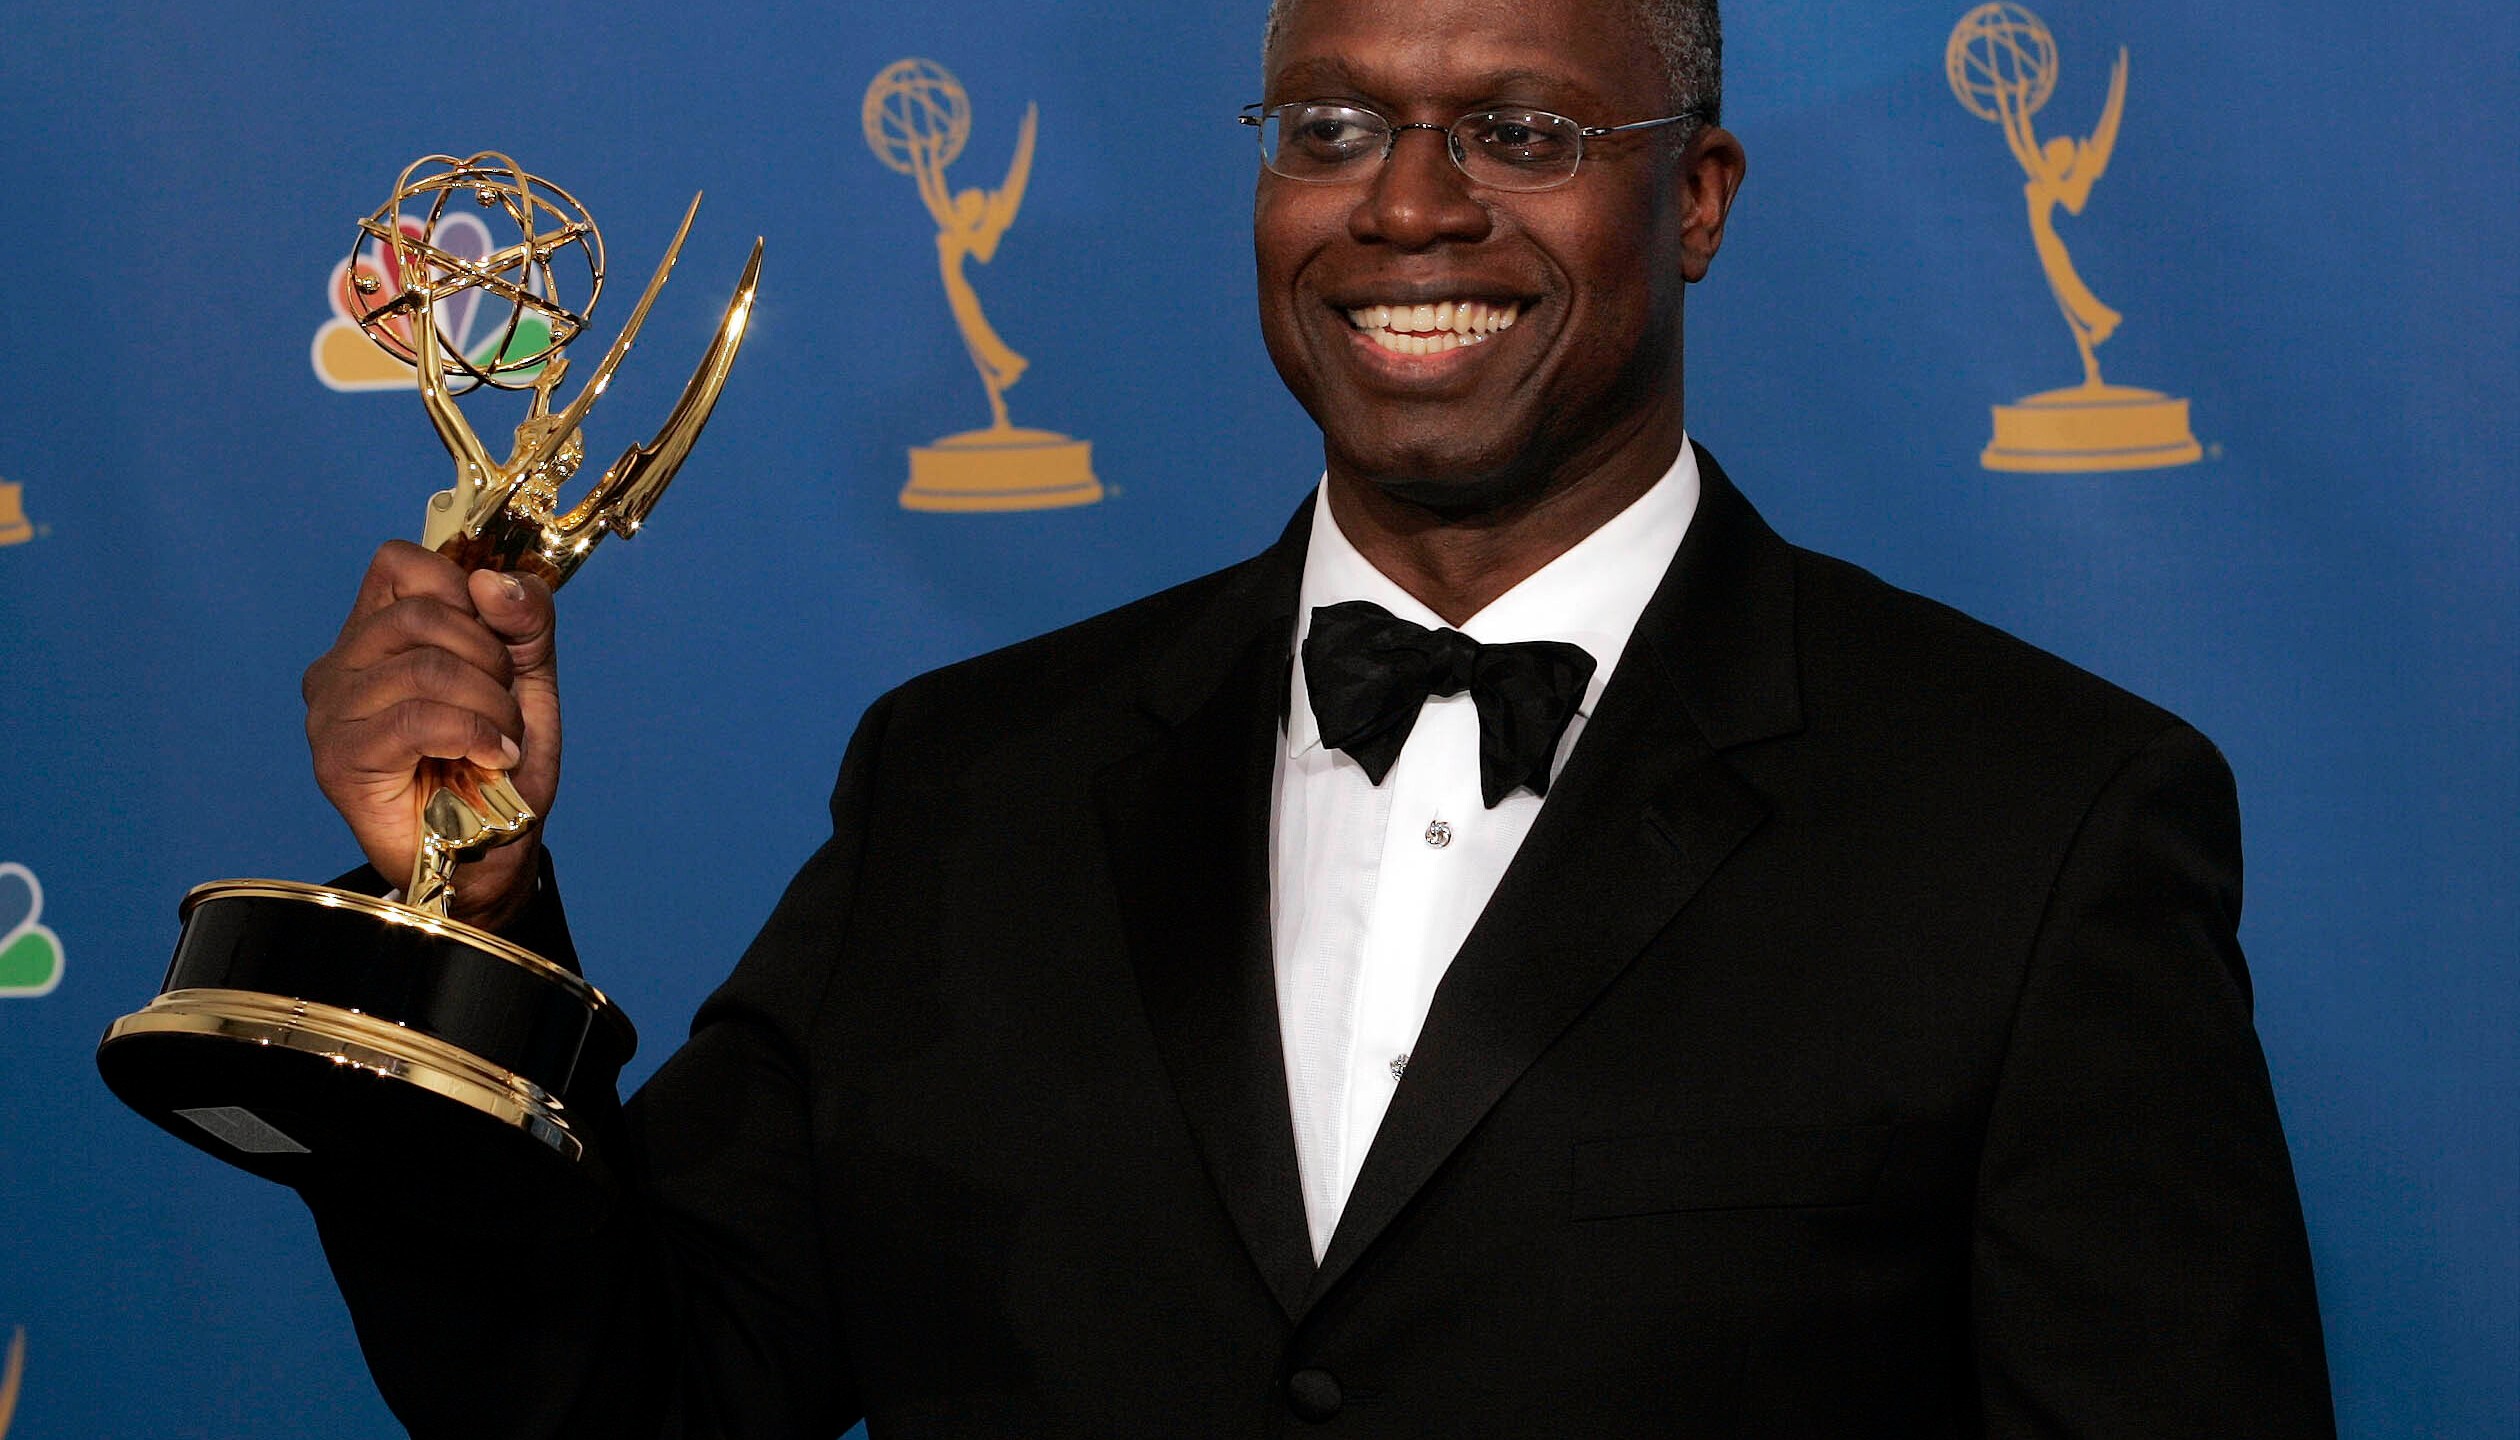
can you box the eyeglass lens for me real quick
[1258,103,1588,190]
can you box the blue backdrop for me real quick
[0,1,2511,1434]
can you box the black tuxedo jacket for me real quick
[309,450,2332,1437]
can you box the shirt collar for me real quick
[1287,440,1702,756]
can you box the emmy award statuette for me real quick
[0,482,31,547]
[0,1326,20,1440]
[1949,4,2202,473]
[98,154,764,1187]
[865,59,1102,513]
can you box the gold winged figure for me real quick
[2003,48,2128,388]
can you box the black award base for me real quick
[97,880,636,1194]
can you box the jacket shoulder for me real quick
[1786,543,2205,770]
[874,547,1283,752]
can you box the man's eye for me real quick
[1469,116,1573,165]
[1290,114,1378,158]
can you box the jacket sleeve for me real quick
[301,690,901,1439]
[1970,722,2334,1436]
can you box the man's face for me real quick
[1256,0,1739,514]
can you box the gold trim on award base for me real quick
[107,985,580,1158]
[99,879,637,1185]
[98,155,761,1186]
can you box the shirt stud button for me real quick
[1424,819,1452,848]
[1286,1368,1343,1422]
[1390,1052,1410,1081]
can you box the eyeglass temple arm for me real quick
[1580,108,1707,139]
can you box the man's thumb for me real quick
[469,569,558,673]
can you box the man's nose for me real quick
[1351,125,1491,249]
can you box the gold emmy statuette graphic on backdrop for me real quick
[1949,4,2202,473]
[0,1326,21,1440]
[865,59,1102,512]
[0,481,31,546]
[98,153,765,1188]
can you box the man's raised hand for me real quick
[302,540,561,932]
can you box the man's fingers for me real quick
[315,706,518,803]
[468,569,558,677]
[325,595,518,685]
[322,647,527,740]
[308,545,559,926]
[342,540,472,640]
[358,700,524,776]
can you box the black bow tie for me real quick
[1302,600,1598,809]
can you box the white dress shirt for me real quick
[1271,443,1701,1259]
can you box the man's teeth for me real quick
[1345,300,1521,355]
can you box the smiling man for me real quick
[1254,0,1726,618]
[299,0,2333,1434]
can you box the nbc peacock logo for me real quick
[312,208,556,392]
[0,864,64,999]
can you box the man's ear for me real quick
[1679,126,1747,283]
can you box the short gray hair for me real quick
[1261,0,1723,123]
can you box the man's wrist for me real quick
[444,844,545,935]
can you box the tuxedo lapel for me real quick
[1310,450,1805,1301]
[1097,509,1315,1320]
[1095,457,1805,1317]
